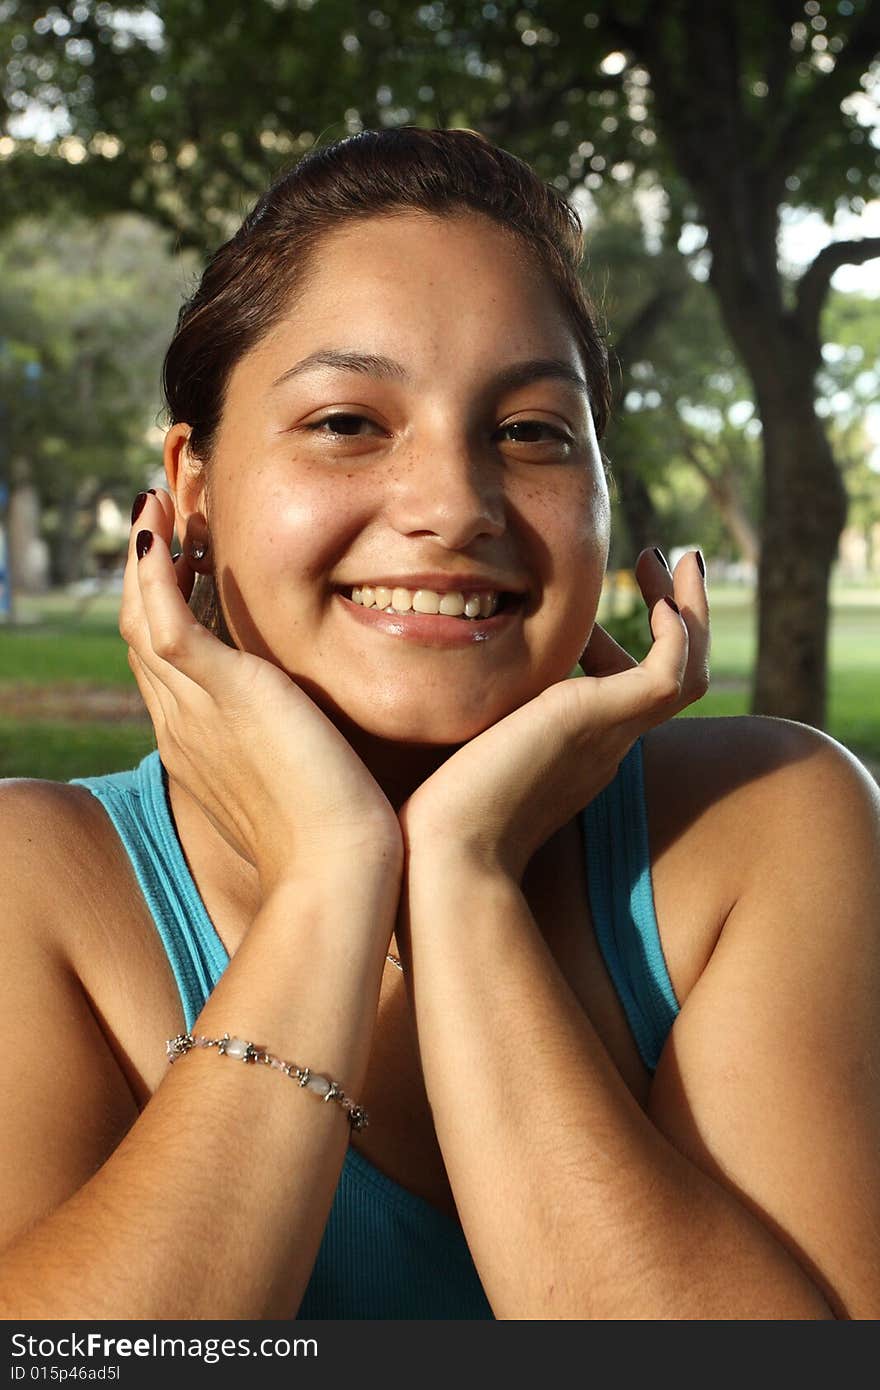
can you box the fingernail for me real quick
[663,595,680,615]
[653,547,670,572]
[131,492,150,525]
[696,549,705,579]
[136,529,153,560]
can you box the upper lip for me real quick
[337,573,528,594]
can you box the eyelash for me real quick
[305,412,573,447]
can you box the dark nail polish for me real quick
[148,488,157,494]
[653,547,670,573]
[136,529,153,560]
[131,492,149,525]
[696,549,705,579]
[663,595,680,615]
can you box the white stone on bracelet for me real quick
[165,1031,368,1131]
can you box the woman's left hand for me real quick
[398,548,710,881]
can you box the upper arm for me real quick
[647,722,880,1319]
[0,780,140,1253]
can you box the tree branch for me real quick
[609,284,682,410]
[794,237,880,341]
[770,5,880,174]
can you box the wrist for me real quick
[405,829,522,889]
[405,837,516,894]
[253,858,402,961]
[258,837,404,900]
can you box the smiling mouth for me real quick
[338,587,523,620]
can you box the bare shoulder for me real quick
[642,711,878,862]
[0,774,117,947]
[641,717,880,1317]
[638,715,879,1003]
[0,775,145,1254]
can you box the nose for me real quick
[387,433,507,549]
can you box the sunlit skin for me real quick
[167,211,611,814]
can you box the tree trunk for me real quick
[680,438,760,567]
[751,356,847,726]
[605,286,681,561]
[611,463,662,561]
[9,480,49,593]
[55,490,84,588]
[704,475,760,570]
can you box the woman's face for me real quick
[175,211,610,746]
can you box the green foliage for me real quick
[0,213,196,575]
[2,2,877,250]
[600,601,653,663]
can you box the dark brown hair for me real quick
[162,126,611,644]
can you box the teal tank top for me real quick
[69,737,679,1319]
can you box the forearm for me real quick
[0,861,401,1320]
[403,856,834,1320]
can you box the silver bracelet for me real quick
[165,1032,369,1131]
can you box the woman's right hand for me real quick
[119,490,403,897]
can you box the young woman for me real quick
[1,128,878,1321]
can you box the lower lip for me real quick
[336,592,525,647]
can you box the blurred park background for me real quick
[0,0,878,781]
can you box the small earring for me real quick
[191,541,207,562]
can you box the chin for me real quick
[340,677,543,747]
[350,705,498,747]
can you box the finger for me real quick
[635,547,710,707]
[119,489,177,654]
[127,643,166,729]
[578,622,639,677]
[119,488,195,634]
[668,550,710,704]
[152,486,198,605]
[134,524,231,692]
[633,545,674,610]
[583,590,690,731]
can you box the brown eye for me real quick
[499,420,572,445]
[307,413,382,437]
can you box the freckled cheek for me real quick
[525,479,609,589]
[227,477,366,595]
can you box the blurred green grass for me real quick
[0,718,156,780]
[0,583,877,780]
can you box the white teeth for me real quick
[391,587,413,613]
[347,585,504,619]
[412,589,440,615]
[438,592,466,617]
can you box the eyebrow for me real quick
[270,348,589,397]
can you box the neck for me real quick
[332,711,462,812]
[164,721,462,962]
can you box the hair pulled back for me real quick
[162,126,611,643]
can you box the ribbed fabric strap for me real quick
[581,738,679,1072]
[70,754,227,1030]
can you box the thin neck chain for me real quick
[386,952,403,972]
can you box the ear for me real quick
[163,423,210,560]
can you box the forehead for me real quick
[304,210,556,309]
[239,210,580,386]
